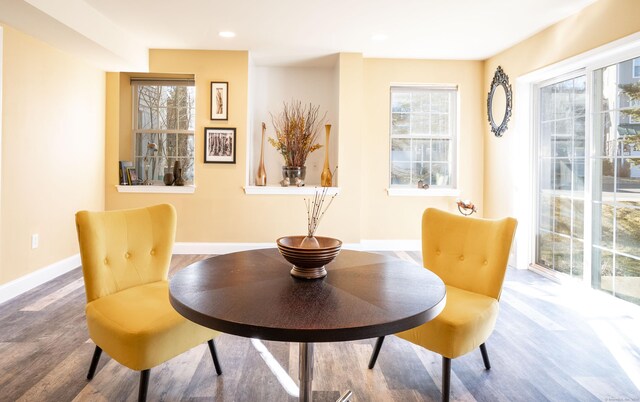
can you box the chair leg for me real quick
[479,343,491,369]
[138,369,150,402]
[207,339,223,375]
[87,346,102,380]
[442,356,451,402]
[368,336,385,369]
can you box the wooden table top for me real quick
[169,249,446,343]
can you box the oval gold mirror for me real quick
[487,66,512,137]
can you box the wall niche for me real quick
[247,58,339,190]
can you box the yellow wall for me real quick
[483,0,640,217]
[105,51,485,243]
[1,24,105,285]
[106,50,365,242]
[362,58,485,239]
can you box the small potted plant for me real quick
[268,100,326,186]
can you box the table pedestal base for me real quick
[299,342,314,401]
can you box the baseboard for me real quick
[0,254,81,305]
[0,239,421,305]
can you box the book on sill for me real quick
[119,161,134,185]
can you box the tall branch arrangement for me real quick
[268,100,326,167]
[305,187,336,237]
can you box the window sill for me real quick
[116,185,196,194]
[386,187,460,197]
[243,186,340,195]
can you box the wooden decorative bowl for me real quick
[276,236,342,279]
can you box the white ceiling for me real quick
[1,0,599,69]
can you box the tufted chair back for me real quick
[75,204,176,303]
[422,208,517,300]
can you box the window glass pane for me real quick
[540,122,553,157]
[537,231,553,269]
[391,162,411,185]
[574,117,586,157]
[539,193,553,231]
[593,202,614,249]
[554,137,571,157]
[554,159,572,190]
[573,199,584,240]
[411,113,429,134]
[539,159,553,190]
[391,139,411,162]
[554,197,571,236]
[553,234,571,275]
[411,92,429,112]
[616,255,640,304]
[391,113,410,134]
[540,86,554,121]
[597,158,616,194]
[616,158,640,194]
[572,239,584,278]
[554,81,573,119]
[574,76,586,115]
[431,163,450,186]
[573,159,585,191]
[593,248,614,295]
[430,92,449,113]
[616,206,640,257]
[413,162,429,183]
[391,92,411,112]
[430,114,449,135]
[411,139,430,162]
[431,140,449,162]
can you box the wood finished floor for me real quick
[1,251,639,401]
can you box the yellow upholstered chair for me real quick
[368,208,517,402]
[75,204,222,401]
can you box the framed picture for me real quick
[210,81,228,120]
[204,127,236,164]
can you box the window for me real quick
[389,86,457,188]
[132,79,195,185]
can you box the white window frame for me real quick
[131,79,196,186]
[388,85,458,192]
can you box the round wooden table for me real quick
[169,249,446,401]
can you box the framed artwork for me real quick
[204,127,236,164]
[210,81,229,120]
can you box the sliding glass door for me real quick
[536,75,586,278]
[536,56,640,306]
[592,58,640,305]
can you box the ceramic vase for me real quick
[321,124,333,187]
[173,161,184,186]
[255,122,267,186]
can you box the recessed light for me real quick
[219,31,236,38]
[371,34,388,41]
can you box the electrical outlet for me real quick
[31,234,39,249]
